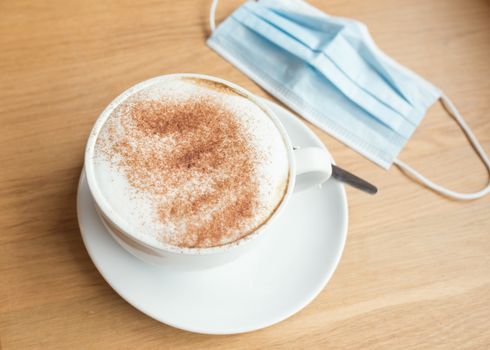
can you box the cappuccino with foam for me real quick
[92,76,289,248]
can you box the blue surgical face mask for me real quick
[207,0,490,200]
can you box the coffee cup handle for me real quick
[293,146,332,192]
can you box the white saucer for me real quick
[77,99,348,334]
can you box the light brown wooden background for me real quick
[1,0,489,348]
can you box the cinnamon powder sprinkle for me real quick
[97,94,266,248]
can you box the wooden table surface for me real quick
[1,0,489,348]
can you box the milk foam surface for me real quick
[92,76,289,248]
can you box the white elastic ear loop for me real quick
[209,0,219,32]
[394,94,490,200]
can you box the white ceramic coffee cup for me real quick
[84,73,332,269]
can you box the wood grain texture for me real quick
[0,0,489,348]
